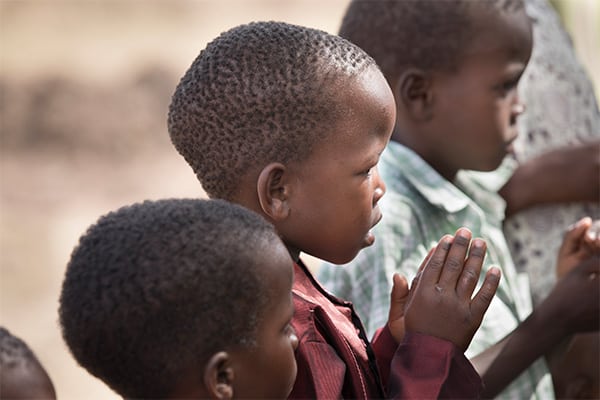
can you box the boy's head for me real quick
[59,199,298,399]
[168,21,396,264]
[340,0,533,179]
[0,327,56,399]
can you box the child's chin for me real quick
[331,248,363,266]
[363,229,376,247]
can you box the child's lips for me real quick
[505,135,518,154]
[374,212,383,227]
[506,142,515,154]
[364,230,376,247]
[364,212,383,247]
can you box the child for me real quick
[486,0,600,307]
[0,326,56,399]
[168,21,501,399]
[317,1,600,399]
[59,198,299,399]
[495,1,600,396]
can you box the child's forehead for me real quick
[309,66,393,149]
[0,362,55,398]
[464,3,532,57]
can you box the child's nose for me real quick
[510,102,526,125]
[290,328,299,350]
[512,102,526,116]
[373,167,386,206]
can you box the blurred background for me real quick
[0,1,598,398]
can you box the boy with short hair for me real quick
[168,20,501,398]
[0,327,56,400]
[59,198,299,399]
[317,1,600,399]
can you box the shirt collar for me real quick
[381,142,470,213]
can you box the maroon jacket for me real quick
[289,261,482,399]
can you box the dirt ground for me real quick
[0,1,597,399]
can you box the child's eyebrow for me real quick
[506,61,527,72]
[503,64,528,81]
[361,152,383,169]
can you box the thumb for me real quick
[557,217,593,278]
[388,273,409,343]
[582,219,600,251]
[560,217,592,257]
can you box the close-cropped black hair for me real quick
[59,199,282,398]
[168,21,377,199]
[1,327,40,371]
[0,327,55,399]
[338,0,524,86]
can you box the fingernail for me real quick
[456,227,471,238]
[488,266,502,280]
[454,229,470,246]
[445,237,454,246]
[470,239,486,257]
[471,238,485,248]
[440,236,453,250]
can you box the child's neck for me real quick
[391,131,458,183]
[285,244,302,264]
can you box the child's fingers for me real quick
[456,238,486,300]
[437,228,472,289]
[583,220,600,252]
[410,246,436,290]
[575,255,600,276]
[419,246,436,275]
[470,267,501,320]
[559,217,592,257]
[389,273,409,315]
[419,234,454,286]
[388,273,409,343]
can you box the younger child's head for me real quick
[339,0,533,180]
[168,21,396,264]
[0,327,56,399]
[59,199,298,399]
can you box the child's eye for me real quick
[503,80,518,91]
[496,78,519,96]
[360,167,373,177]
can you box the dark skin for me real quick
[550,332,600,399]
[500,141,600,217]
[389,229,500,352]
[168,238,298,400]
[0,361,56,400]
[474,255,600,396]
[549,218,600,399]
[233,65,501,366]
[390,4,600,398]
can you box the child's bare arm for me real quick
[400,228,501,352]
[472,255,600,398]
[499,141,600,217]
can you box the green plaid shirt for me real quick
[318,142,554,400]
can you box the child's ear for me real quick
[395,68,434,121]
[204,352,234,400]
[257,162,291,221]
